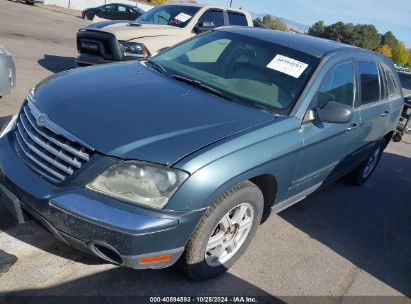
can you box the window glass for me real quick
[227,12,248,26]
[198,10,225,27]
[383,64,400,97]
[399,73,411,97]
[102,4,116,12]
[155,31,319,114]
[358,61,380,105]
[118,5,126,12]
[186,39,230,63]
[137,5,200,28]
[316,62,354,108]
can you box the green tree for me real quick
[322,22,354,44]
[253,15,287,31]
[392,42,409,65]
[308,21,326,37]
[349,24,381,50]
[381,31,398,48]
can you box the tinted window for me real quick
[358,61,380,105]
[383,65,400,97]
[399,72,411,97]
[102,4,116,12]
[137,5,200,28]
[155,31,319,114]
[316,62,354,108]
[227,12,248,26]
[118,5,127,12]
[199,10,225,27]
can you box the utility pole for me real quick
[230,0,233,7]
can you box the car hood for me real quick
[34,62,276,165]
[82,21,181,40]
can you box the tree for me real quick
[381,31,398,48]
[253,15,287,31]
[308,21,326,37]
[376,44,392,58]
[322,22,354,44]
[147,0,168,5]
[348,24,381,50]
[392,42,409,65]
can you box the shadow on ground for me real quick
[279,151,411,297]
[38,54,77,73]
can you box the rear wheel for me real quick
[345,140,385,185]
[181,181,263,280]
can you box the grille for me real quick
[14,100,93,184]
[77,36,114,59]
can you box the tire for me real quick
[25,0,35,4]
[181,180,264,280]
[345,139,385,185]
[392,133,402,142]
[86,13,94,21]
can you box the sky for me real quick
[197,0,411,48]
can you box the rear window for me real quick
[227,11,248,26]
[358,61,380,105]
[383,64,400,97]
[399,73,411,97]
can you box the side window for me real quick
[315,62,355,108]
[186,39,231,63]
[102,4,116,13]
[357,61,380,105]
[198,10,225,28]
[118,5,127,13]
[383,64,400,97]
[227,11,248,26]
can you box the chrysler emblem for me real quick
[36,114,46,127]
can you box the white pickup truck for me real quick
[76,3,253,66]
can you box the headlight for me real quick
[119,41,151,59]
[0,114,18,139]
[87,161,189,209]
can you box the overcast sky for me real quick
[197,0,411,47]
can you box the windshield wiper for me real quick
[146,59,168,75]
[171,75,233,101]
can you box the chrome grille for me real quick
[14,100,93,183]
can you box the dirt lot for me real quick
[0,1,410,302]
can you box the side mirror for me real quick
[194,21,215,33]
[316,101,353,124]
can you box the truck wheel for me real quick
[182,180,263,280]
[345,140,385,185]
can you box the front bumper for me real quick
[0,131,204,269]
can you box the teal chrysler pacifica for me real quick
[0,27,404,280]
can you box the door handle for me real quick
[346,123,359,131]
[380,111,389,117]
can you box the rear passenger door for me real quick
[351,60,390,156]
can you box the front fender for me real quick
[167,117,303,211]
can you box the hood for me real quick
[83,21,181,40]
[34,62,276,165]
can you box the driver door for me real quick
[288,60,361,196]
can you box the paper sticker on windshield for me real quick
[174,13,192,23]
[266,55,308,78]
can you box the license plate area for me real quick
[0,184,25,224]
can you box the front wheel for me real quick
[345,140,385,185]
[181,181,263,280]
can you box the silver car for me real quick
[0,45,15,99]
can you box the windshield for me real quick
[136,5,200,28]
[154,31,320,115]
